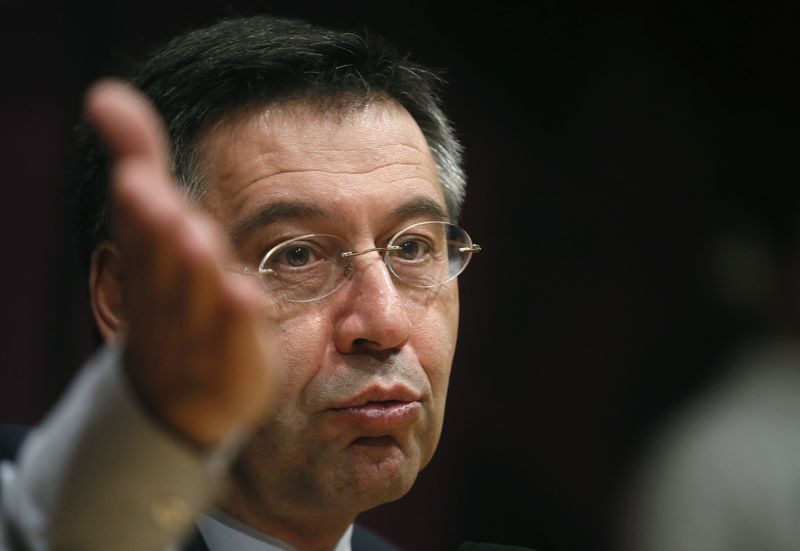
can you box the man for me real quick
[0,15,482,551]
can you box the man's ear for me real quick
[89,242,127,342]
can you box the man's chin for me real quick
[341,436,420,506]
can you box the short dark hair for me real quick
[72,15,465,270]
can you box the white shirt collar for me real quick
[196,509,353,551]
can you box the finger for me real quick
[84,79,171,173]
[84,78,190,269]
[111,159,182,270]
[88,79,187,237]
[84,79,231,270]
[112,160,235,331]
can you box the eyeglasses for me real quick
[240,221,481,303]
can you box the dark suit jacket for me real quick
[180,522,399,551]
[0,425,400,551]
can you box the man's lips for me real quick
[333,384,420,409]
[328,385,422,431]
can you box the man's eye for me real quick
[275,244,323,268]
[284,246,312,266]
[396,238,431,261]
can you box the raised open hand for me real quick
[86,81,278,448]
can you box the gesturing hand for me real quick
[86,80,277,449]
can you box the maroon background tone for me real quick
[1,2,797,550]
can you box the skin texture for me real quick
[199,102,460,547]
[88,85,459,551]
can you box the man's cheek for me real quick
[414,319,458,367]
[275,316,328,380]
[417,391,448,470]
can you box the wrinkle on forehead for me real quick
[198,99,433,187]
[195,98,443,229]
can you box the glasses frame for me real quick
[241,220,481,303]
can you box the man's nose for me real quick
[332,253,411,354]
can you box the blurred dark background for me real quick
[1,2,798,550]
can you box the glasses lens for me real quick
[387,221,475,288]
[259,234,350,302]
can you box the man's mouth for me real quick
[330,386,422,431]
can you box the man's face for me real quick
[198,100,459,519]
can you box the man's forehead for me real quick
[198,98,431,165]
[193,97,446,231]
[195,99,438,199]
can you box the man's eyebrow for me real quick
[230,196,448,241]
[389,197,449,222]
[230,201,328,241]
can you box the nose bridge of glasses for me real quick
[338,245,406,300]
[341,246,399,282]
[341,245,401,259]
